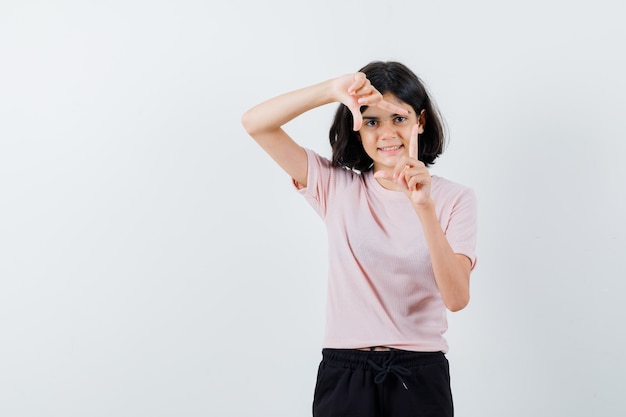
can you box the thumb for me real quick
[348,104,363,131]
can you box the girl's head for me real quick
[329,61,446,172]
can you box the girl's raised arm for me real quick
[241,73,407,187]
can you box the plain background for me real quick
[1,0,625,416]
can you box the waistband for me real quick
[321,348,445,370]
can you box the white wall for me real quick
[1,1,625,416]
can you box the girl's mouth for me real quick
[378,145,403,153]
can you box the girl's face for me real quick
[359,93,424,173]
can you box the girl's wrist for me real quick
[413,198,436,217]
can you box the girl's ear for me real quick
[418,109,427,134]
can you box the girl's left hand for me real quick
[375,124,432,207]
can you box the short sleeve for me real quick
[292,148,333,219]
[445,187,478,269]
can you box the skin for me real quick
[241,72,471,312]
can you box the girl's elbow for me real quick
[446,294,470,312]
[241,111,273,140]
[240,111,256,136]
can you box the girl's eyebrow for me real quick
[363,112,411,120]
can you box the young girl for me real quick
[241,61,477,417]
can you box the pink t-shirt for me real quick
[296,148,477,353]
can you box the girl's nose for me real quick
[379,120,397,139]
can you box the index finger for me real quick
[376,99,409,116]
[409,123,419,160]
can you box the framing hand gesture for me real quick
[335,72,408,131]
[375,123,432,208]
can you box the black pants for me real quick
[313,348,453,417]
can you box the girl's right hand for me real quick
[333,72,408,131]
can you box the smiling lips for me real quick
[378,144,403,153]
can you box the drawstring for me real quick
[367,351,411,390]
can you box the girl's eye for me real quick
[395,116,407,123]
[365,120,378,127]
